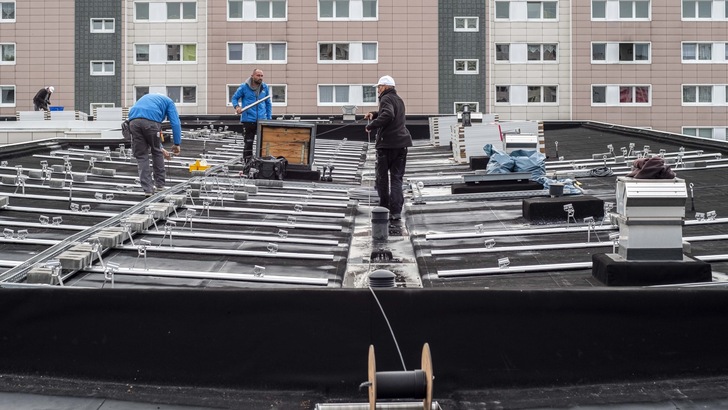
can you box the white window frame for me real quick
[0,43,15,65]
[527,1,558,20]
[166,44,197,63]
[454,102,479,113]
[166,85,197,105]
[317,42,378,63]
[227,0,288,21]
[0,85,15,106]
[527,43,558,62]
[227,83,288,106]
[90,60,115,76]
[90,18,115,33]
[682,127,715,138]
[134,86,150,102]
[166,1,197,21]
[591,0,651,21]
[495,44,510,62]
[681,42,717,62]
[134,2,150,21]
[591,42,651,63]
[454,59,479,74]
[454,16,479,32]
[0,1,15,22]
[591,84,652,106]
[226,42,287,64]
[682,85,728,105]
[317,84,377,106]
[494,85,557,105]
[318,0,377,21]
[682,0,714,19]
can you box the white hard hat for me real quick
[374,75,395,87]
[48,86,55,93]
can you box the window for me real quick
[90,18,115,33]
[682,43,712,61]
[227,84,288,106]
[454,102,479,113]
[90,61,115,75]
[527,44,557,61]
[454,59,478,74]
[167,86,197,104]
[683,85,713,103]
[591,85,651,105]
[454,17,478,31]
[1,2,15,21]
[619,86,650,103]
[592,43,606,61]
[683,127,714,138]
[167,2,196,20]
[527,2,557,19]
[167,44,197,62]
[592,0,606,18]
[496,86,510,103]
[135,44,149,62]
[318,85,376,106]
[592,86,607,103]
[319,0,349,18]
[0,85,14,106]
[317,0,376,19]
[256,43,286,61]
[528,86,558,103]
[619,43,650,61]
[256,0,286,18]
[318,42,377,62]
[495,1,509,18]
[1,43,15,64]
[496,44,510,61]
[135,2,149,20]
[228,42,286,63]
[683,0,712,18]
[592,42,650,63]
[135,87,149,101]
[619,0,650,18]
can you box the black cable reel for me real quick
[361,343,434,410]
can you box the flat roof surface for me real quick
[1,121,728,409]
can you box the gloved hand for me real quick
[172,145,181,155]
[162,149,172,160]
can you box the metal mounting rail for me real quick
[1,192,142,205]
[0,238,61,246]
[141,229,341,246]
[0,220,87,231]
[425,223,617,240]
[438,261,593,277]
[168,216,343,231]
[3,206,117,218]
[419,189,552,202]
[82,266,329,286]
[430,233,728,256]
[184,204,346,219]
[113,244,336,260]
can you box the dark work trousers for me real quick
[375,147,408,215]
[242,122,258,159]
[130,118,165,194]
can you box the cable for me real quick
[368,286,407,371]
[589,166,613,177]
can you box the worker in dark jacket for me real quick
[33,86,54,111]
[128,94,182,197]
[364,75,413,221]
[231,68,272,159]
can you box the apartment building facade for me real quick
[1,1,726,138]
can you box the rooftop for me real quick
[1,120,728,409]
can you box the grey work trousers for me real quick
[130,118,165,194]
[375,147,408,215]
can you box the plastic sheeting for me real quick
[483,144,582,195]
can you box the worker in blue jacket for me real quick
[231,68,272,159]
[127,93,182,197]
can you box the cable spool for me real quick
[367,343,433,410]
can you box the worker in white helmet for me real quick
[33,86,54,111]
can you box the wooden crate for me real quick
[256,121,316,170]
